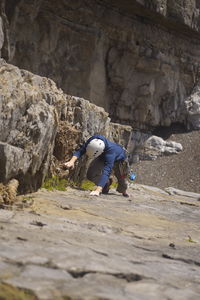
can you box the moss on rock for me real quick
[0,283,38,300]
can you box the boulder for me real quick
[0,179,19,205]
[0,60,64,192]
[141,135,183,160]
[185,85,200,130]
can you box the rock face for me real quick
[0,185,200,299]
[0,59,64,193]
[0,59,186,193]
[0,1,199,194]
[0,179,19,205]
[185,83,200,130]
[0,60,137,192]
[1,0,200,130]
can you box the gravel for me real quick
[133,130,200,193]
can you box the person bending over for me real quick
[64,134,129,197]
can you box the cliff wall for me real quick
[1,0,200,129]
[0,60,134,192]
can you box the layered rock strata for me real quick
[0,60,63,192]
[0,185,199,299]
[0,60,183,193]
[0,60,131,192]
[1,0,200,130]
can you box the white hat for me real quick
[86,138,105,158]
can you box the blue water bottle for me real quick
[129,172,136,181]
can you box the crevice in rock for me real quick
[4,0,21,23]
[152,122,187,140]
[130,260,143,265]
[132,235,145,240]
[132,244,159,253]
[41,9,98,35]
[3,257,59,272]
[162,253,200,267]
[98,0,200,41]
[68,270,96,278]
[179,202,198,207]
[3,256,145,282]
[2,257,26,272]
[68,270,144,282]
[113,272,143,282]
[88,248,109,257]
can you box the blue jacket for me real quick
[73,135,126,188]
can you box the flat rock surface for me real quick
[0,184,200,299]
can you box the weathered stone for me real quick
[140,135,183,160]
[0,185,199,299]
[0,59,189,193]
[0,179,19,205]
[0,60,141,192]
[139,135,183,160]
[53,121,81,161]
[0,16,4,54]
[52,96,111,183]
[0,60,64,192]
[133,130,200,193]
[165,187,200,199]
[0,143,30,181]
[1,0,200,130]
[185,85,200,130]
[61,96,110,142]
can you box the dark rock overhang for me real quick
[98,0,200,41]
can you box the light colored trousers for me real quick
[86,156,129,193]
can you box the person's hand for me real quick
[89,186,102,196]
[63,161,75,169]
[89,190,101,196]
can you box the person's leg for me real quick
[86,157,112,194]
[102,177,113,194]
[86,156,104,185]
[113,160,129,197]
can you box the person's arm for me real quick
[63,155,78,169]
[90,151,115,196]
[98,152,115,186]
[63,137,94,169]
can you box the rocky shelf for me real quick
[0,184,200,299]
